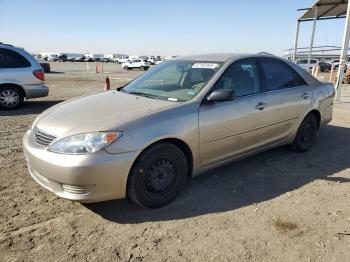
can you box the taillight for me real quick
[33,69,45,81]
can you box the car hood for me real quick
[34,91,175,138]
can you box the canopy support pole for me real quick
[293,21,300,61]
[307,6,318,71]
[335,2,350,103]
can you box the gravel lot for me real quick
[1,62,350,262]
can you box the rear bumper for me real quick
[23,129,138,203]
[24,84,49,99]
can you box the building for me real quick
[84,53,104,59]
[104,54,114,59]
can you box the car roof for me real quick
[0,43,20,50]
[174,53,278,62]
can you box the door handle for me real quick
[255,102,267,111]
[301,92,310,99]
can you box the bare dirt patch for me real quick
[273,219,299,233]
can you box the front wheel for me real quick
[127,143,188,208]
[289,114,318,152]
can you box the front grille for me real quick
[34,128,57,146]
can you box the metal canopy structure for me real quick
[299,0,348,21]
[293,0,350,102]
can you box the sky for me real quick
[0,0,347,56]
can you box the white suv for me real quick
[114,56,129,64]
[121,59,151,71]
[0,43,49,109]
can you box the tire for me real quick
[127,142,188,208]
[140,66,145,71]
[0,86,24,110]
[289,114,318,152]
[123,66,129,70]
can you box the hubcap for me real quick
[301,122,313,142]
[145,159,176,194]
[0,90,19,108]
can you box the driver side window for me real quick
[213,59,260,97]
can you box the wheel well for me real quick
[308,110,321,129]
[135,138,194,178]
[0,83,26,98]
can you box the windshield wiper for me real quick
[126,91,159,99]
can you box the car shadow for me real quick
[47,71,64,74]
[85,124,350,223]
[0,100,64,116]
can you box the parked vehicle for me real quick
[318,62,332,72]
[148,56,156,65]
[84,57,95,62]
[47,54,58,62]
[121,59,150,70]
[295,59,319,71]
[57,54,67,62]
[329,59,348,72]
[102,58,111,63]
[36,59,51,73]
[155,59,164,65]
[0,43,49,109]
[329,59,340,65]
[115,56,129,64]
[74,56,86,62]
[23,54,334,207]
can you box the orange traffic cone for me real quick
[315,65,320,78]
[329,64,335,82]
[311,65,316,76]
[346,64,350,76]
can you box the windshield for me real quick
[122,60,222,102]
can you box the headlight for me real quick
[48,131,122,154]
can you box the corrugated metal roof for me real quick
[299,0,348,21]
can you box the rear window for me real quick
[0,48,31,68]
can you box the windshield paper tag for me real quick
[192,63,219,69]
[168,98,178,101]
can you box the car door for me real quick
[248,57,312,148]
[198,58,263,167]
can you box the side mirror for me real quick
[206,89,234,103]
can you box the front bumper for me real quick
[24,84,49,99]
[23,129,139,203]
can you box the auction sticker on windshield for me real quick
[192,63,220,69]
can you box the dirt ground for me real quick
[1,62,350,262]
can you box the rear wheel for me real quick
[127,143,188,208]
[0,86,24,110]
[123,66,129,70]
[290,114,318,152]
[140,66,145,71]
